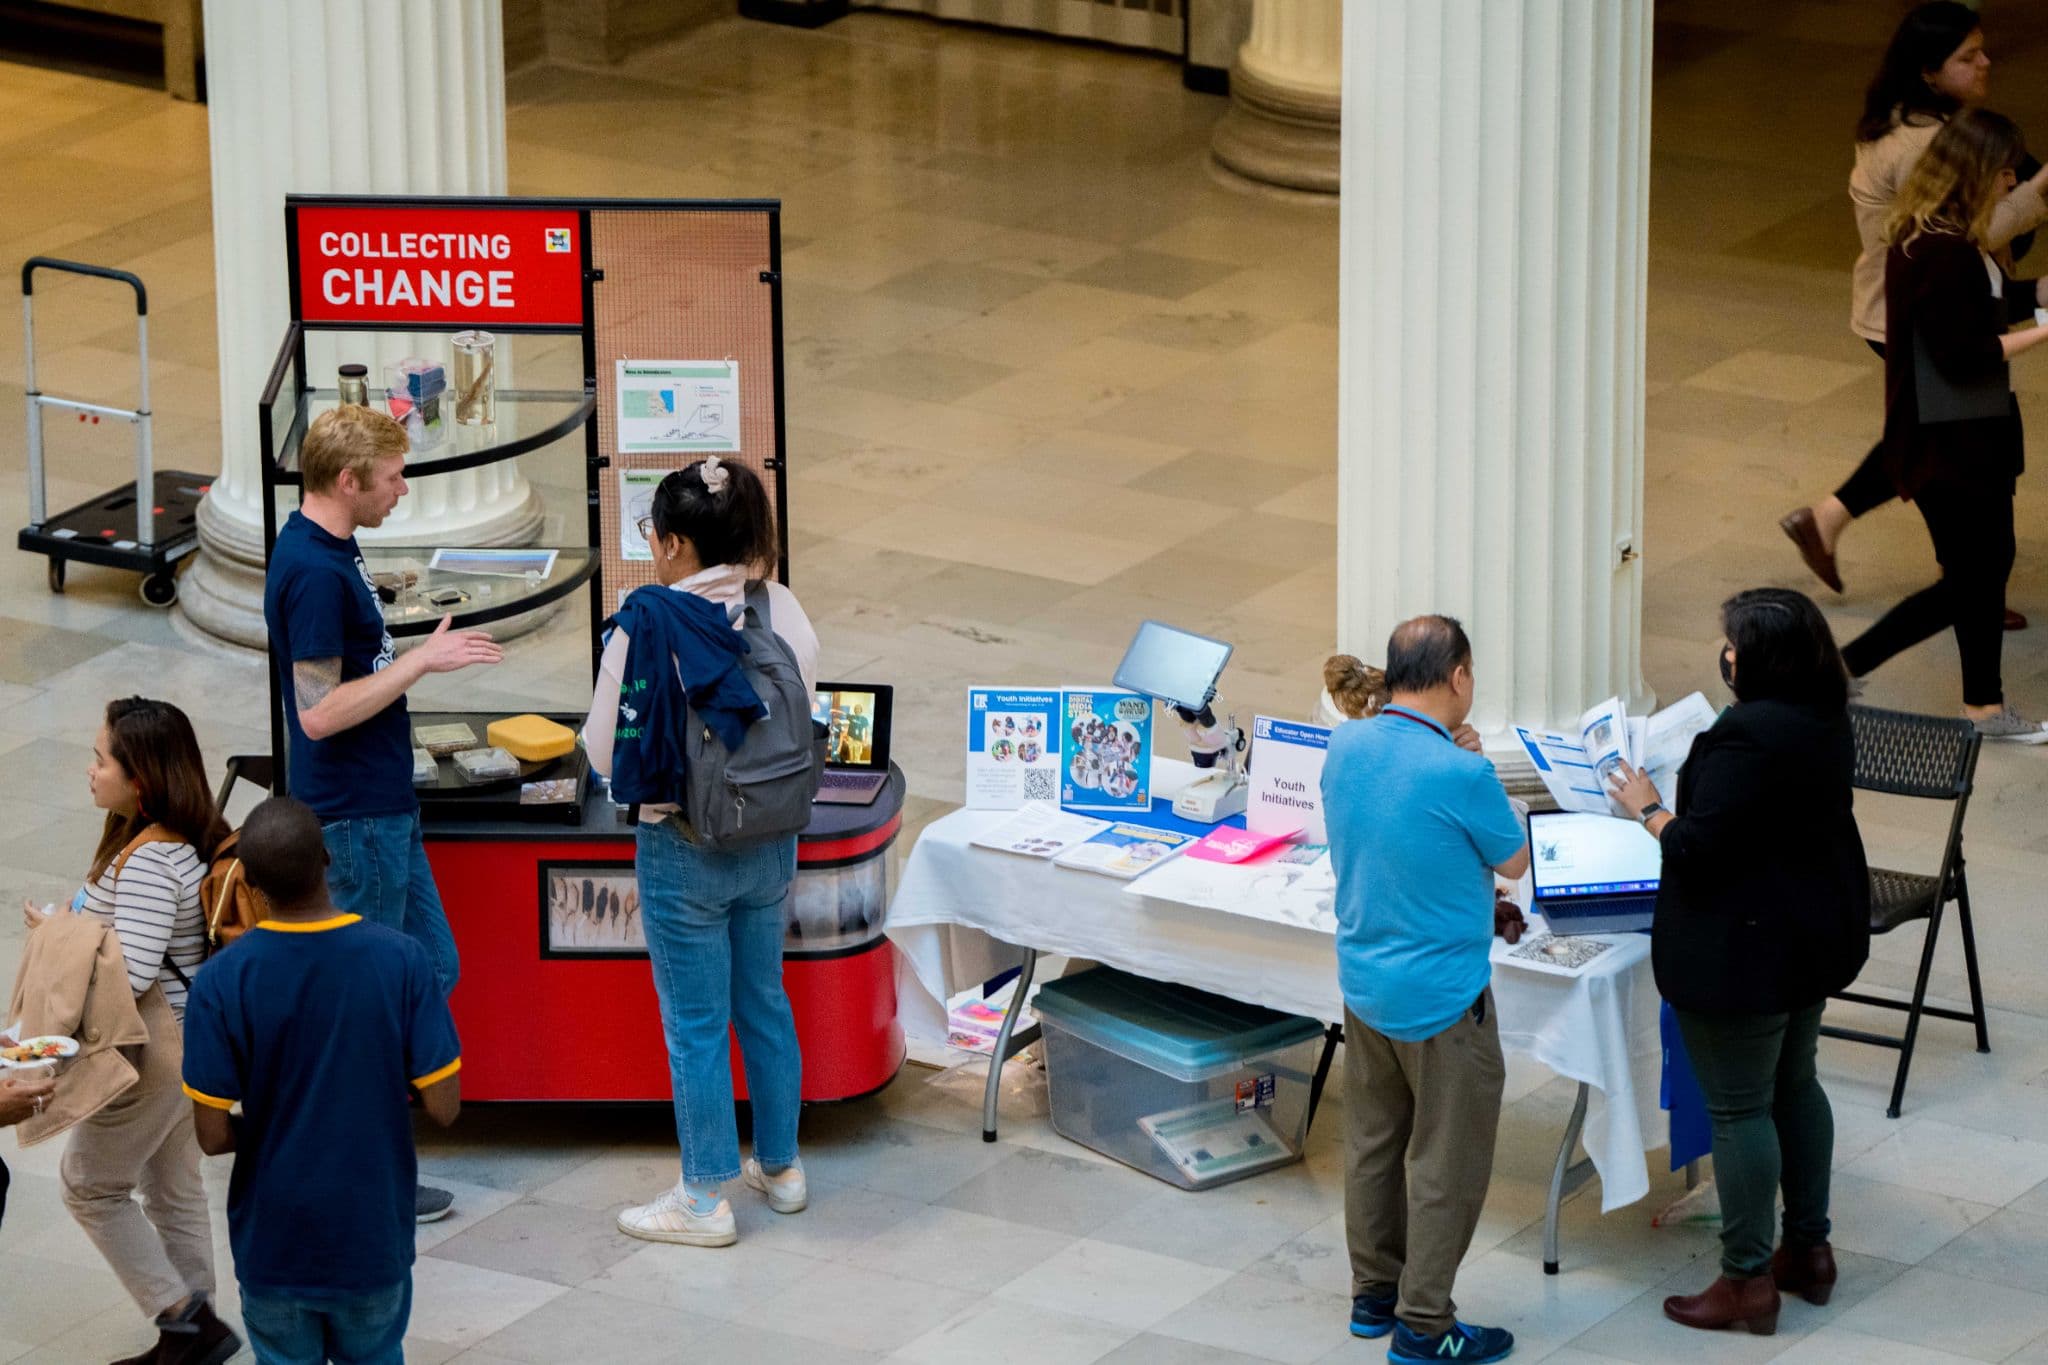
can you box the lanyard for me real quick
[1384,708,1450,743]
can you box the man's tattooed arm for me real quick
[293,657,341,715]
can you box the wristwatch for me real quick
[1637,801,1665,827]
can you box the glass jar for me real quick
[451,330,496,426]
[337,363,369,407]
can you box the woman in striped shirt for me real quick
[58,697,239,1365]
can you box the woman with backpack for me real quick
[25,696,240,1364]
[582,455,821,1248]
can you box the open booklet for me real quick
[1514,692,1716,817]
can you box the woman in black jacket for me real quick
[1609,588,1870,1337]
[1836,109,2048,741]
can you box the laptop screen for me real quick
[813,687,885,770]
[1529,812,1661,899]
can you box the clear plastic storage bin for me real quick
[1031,967,1325,1190]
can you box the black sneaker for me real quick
[1387,1320,1514,1364]
[1351,1290,1398,1339]
[416,1183,455,1223]
[148,1298,242,1365]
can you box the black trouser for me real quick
[1834,339,1895,517]
[1675,1004,1834,1278]
[1840,479,2014,705]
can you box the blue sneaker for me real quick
[1387,1320,1514,1363]
[1351,1291,1398,1339]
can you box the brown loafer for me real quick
[1780,508,1844,594]
[1663,1273,1781,1335]
[2006,608,2028,632]
[1771,1241,1837,1306]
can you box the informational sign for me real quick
[616,361,740,453]
[966,687,1062,810]
[619,469,665,562]
[1246,716,1331,842]
[292,202,585,327]
[1061,689,1153,814]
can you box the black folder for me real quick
[1914,329,2012,423]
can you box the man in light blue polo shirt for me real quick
[1322,615,1529,1365]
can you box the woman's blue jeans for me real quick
[635,819,803,1185]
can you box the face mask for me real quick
[1718,648,1736,691]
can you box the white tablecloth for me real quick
[887,799,1670,1212]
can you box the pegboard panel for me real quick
[591,208,783,615]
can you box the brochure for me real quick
[1186,826,1298,864]
[1061,689,1153,813]
[1514,691,1716,816]
[1053,823,1196,879]
[970,802,1110,859]
[1246,716,1331,841]
[965,687,1063,810]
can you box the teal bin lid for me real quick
[1032,967,1325,1083]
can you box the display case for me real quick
[245,197,902,1103]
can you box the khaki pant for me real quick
[61,984,216,1318]
[1344,991,1504,1336]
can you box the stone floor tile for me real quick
[996,1236,1234,1331]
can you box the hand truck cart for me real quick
[18,257,209,606]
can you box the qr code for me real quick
[1024,769,1056,801]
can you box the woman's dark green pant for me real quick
[1674,1002,1834,1277]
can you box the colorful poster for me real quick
[966,687,1062,809]
[615,360,739,453]
[1246,716,1331,842]
[1061,689,1153,813]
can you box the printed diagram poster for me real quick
[616,360,739,453]
[1247,716,1331,842]
[619,468,665,562]
[966,688,1062,810]
[1061,689,1153,813]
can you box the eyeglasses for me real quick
[636,517,654,543]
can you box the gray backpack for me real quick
[683,581,824,849]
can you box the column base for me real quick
[1209,61,1340,197]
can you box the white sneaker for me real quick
[1972,707,2048,744]
[743,1157,808,1213]
[616,1181,737,1246]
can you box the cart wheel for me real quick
[139,573,177,608]
[47,559,65,594]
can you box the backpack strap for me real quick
[742,578,772,631]
[110,823,177,881]
[206,851,246,949]
[109,823,197,990]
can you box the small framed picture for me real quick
[539,861,644,958]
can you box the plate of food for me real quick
[0,1035,77,1067]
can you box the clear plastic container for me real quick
[1032,967,1324,1190]
[452,746,520,782]
[414,722,477,757]
[452,330,495,425]
[412,747,438,787]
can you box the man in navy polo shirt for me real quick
[183,797,461,1364]
[261,404,499,1222]
[1322,615,1530,1365]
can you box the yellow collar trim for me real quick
[254,914,362,934]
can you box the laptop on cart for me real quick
[1528,811,1661,935]
[811,683,893,806]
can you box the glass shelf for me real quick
[363,546,597,637]
[269,388,594,484]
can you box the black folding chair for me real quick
[1821,704,1987,1118]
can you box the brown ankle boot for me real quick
[1663,1273,1781,1335]
[1771,1242,1837,1306]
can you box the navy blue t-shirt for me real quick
[181,915,460,1296]
[263,511,414,819]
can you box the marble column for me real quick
[1210,0,1341,196]
[183,0,543,649]
[1336,1,1654,766]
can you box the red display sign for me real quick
[292,204,584,327]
